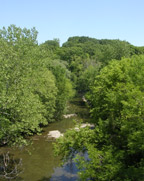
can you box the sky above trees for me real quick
[0,0,144,46]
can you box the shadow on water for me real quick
[38,160,79,181]
[0,96,90,180]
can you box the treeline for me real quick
[58,36,144,92]
[42,35,144,92]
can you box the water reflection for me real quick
[0,152,23,180]
[50,159,79,181]
[0,97,89,180]
[0,151,79,181]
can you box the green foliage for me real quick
[41,38,60,50]
[1,25,144,180]
[55,55,144,180]
[0,25,74,146]
[37,39,60,60]
[54,124,95,160]
[0,57,57,145]
[42,59,75,118]
[59,36,144,93]
[61,36,136,63]
[78,61,102,93]
[85,55,144,180]
[0,24,38,60]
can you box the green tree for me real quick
[42,59,75,118]
[0,24,38,59]
[55,55,144,180]
[0,56,58,145]
[0,25,74,145]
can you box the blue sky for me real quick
[0,0,144,46]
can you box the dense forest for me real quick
[0,25,144,180]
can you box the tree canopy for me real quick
[1,25,144,180]
[55,55,144,180]
[0,25,74,146]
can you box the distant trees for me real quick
[57,36,144,92]
[42,39,60,50]
[61,36,135,62]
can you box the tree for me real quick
[42,59,75,118]
[0,56,58,145]
[54,55,144,180]
[0,25,74,145]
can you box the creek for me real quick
[0,97,90,181]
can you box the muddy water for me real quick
[0,97,89,181]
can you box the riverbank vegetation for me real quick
[1,25,144,180]
[55,55,144,180]
[0,25,74,146]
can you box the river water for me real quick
[0,97,89,181]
